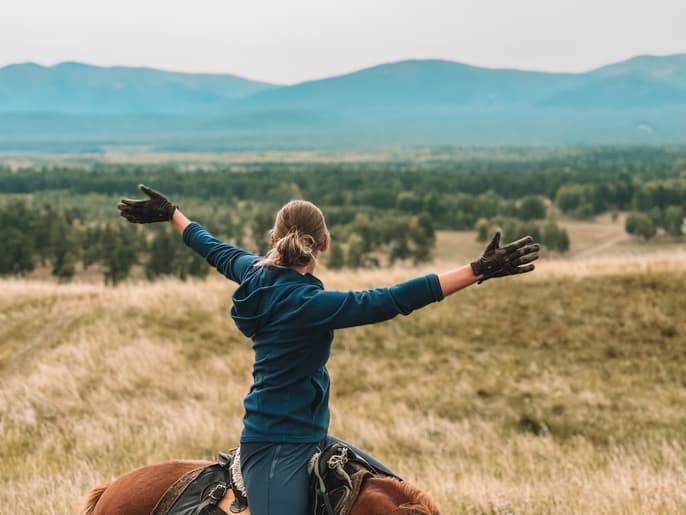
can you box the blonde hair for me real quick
[257,200,328,268]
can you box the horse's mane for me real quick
[395,478,440,514]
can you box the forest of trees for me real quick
[0,146,683,282]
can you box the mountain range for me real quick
[1,54,685,151]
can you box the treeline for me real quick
[1,147,684,281]
[556,178,686,239]
[556,178,686,217]
[0,200,209,283]
[624,207,685,240]
[0,197,437,283]
[1,147,683,233]
[3,146,683,201]
[475,218,570,253]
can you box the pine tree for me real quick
[50,215,79,281]
[663,206,684,237]
[102,224,141,285]
[346,233,365,269]
[327,242,345,269]
[146,227,177,279]
[0,200,36,276]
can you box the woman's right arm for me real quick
[296,274,445,330]
[297,232,540,330]
[437,264,480,296]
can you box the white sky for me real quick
[1,0,684,84]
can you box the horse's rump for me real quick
[152,459,245,515]
[86,460,211,515]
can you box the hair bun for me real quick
[256,200,328,269]
[275,228,316,267]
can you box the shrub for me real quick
[543,222,570,253]
[625,212,656,240]
[518,195,547,221]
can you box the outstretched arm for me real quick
[118,184,258,283]
[181,222,259,283]
[297,232,540,330]
[437,264,479,297]
[171,208,191,234]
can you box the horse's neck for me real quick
[351,476,439,515]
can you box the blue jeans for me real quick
[240,436,395,515]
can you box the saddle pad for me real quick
[151,463,230,515]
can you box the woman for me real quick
[118,184,539,515]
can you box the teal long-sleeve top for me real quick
[183,222,444,443]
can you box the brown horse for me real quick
[81,459,440,515]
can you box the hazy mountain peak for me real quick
[590,53,686,81]
[0,61,44,72]
[54,61,91,69]
[0,61,279,114]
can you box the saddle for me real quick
[151,451,248,515]
[151,443,388,515]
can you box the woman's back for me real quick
[233,264,334,443]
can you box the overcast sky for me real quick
[2,0,684,84]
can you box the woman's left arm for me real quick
[119,185,258,283]
[171,208,192,234]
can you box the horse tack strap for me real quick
[151,466,206,515]
[309,444,375,515]
[329,467,372,515]
[150,462,232,515]
[194,483,228,515]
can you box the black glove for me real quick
[117,184,177,224]
[471,232,540,283]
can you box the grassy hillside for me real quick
[1,265,685,514]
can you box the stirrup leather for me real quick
[218,450,249,513]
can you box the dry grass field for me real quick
[1,257,685,514]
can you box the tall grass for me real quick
[1,263,684,514]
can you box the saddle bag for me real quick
[308,443,380,515]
